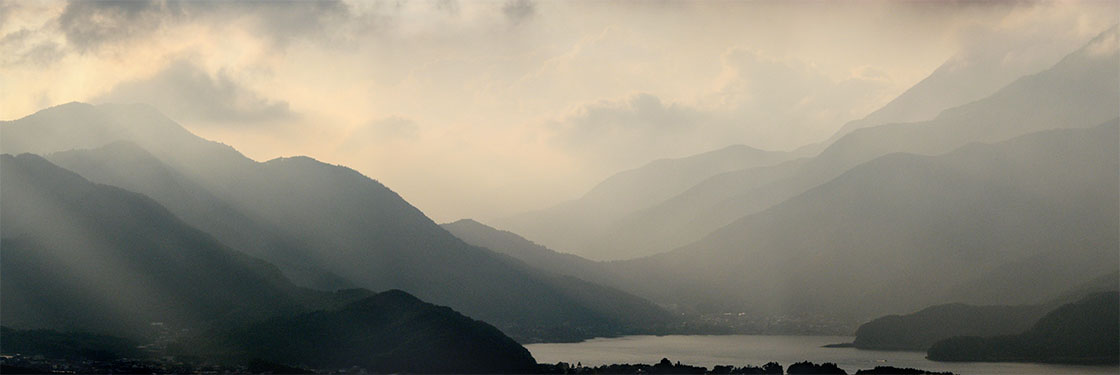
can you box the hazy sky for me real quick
[2,0,1116,221]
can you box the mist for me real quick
[3,0,1115,221]
[2,2,1118,374]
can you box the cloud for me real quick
[0,28,65,67]
[549,93,728,172]
[433,0,461,16]
[502,0,535,26]
[338,116,421,154]
[56,0,350,52]
[57,0,170,52]
[548,49,894,172]
[94,59,296,125]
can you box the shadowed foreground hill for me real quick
[181,290,538,374]
[851,271,1119,351]
[0,153,321,338]
[0,154,543,373]
[851,304,1049,351]
[927,292,1119,365]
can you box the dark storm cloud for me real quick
[1,28,66,67]
[57,0,171,52]
[433,0,461,16]
[56,0,350,52]
[502,0,535,25]
[94,59,296,125]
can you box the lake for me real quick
[525,335,1119,375]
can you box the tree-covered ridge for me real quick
[927,292,1119,365]
[177,290,539,374]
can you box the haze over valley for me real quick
[1,1,1118,374]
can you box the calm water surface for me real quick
[525,335,1119,375]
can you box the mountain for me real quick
[851,271,1119,351]
[802,27,1103,154]
[47,141,354,291]
[927,292,1119,365]
[181,290,538,374]
[594,26,1120,257]
[442,219,606,283]
[1,102,672,342]
[0,153,364,338]
[495,144,798,260]
[0,154,550,373]
[440,219,676,340]
[610,122,1119,319]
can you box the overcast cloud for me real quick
[2,0,1115,221]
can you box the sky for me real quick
[2,0,1116,222]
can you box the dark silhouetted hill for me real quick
[851,270,1120,351]
[927,292,1119,365]
[787,361,846,374]
[0,327,141,362]
[852,304,1049,351]
[181,289,538,374]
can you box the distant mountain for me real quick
[927,292,1119,365]
[596,26,1120,257]
[495,144,798,260]
[0,153,363,339]
[442,219,605,283]
[611,122,1119,319]
[1,102,671,342]
[851,271,1119,351]
[802,27,1103,155]
[181,290,538,374]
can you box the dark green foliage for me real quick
[927,292,1119,364]
[854,366,952,375]
[0,365,48,374]
[710,362,782,374]
[246,359,313,374]
[852,303,1048,350]
[180,290,538,374]
[851,271,1119,351]
[787,361,847,374]
[0,327,141,361]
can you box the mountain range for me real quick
[1,103,673,343]
[499,26,1120,261]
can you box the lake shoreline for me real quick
[526,334,1120,375]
